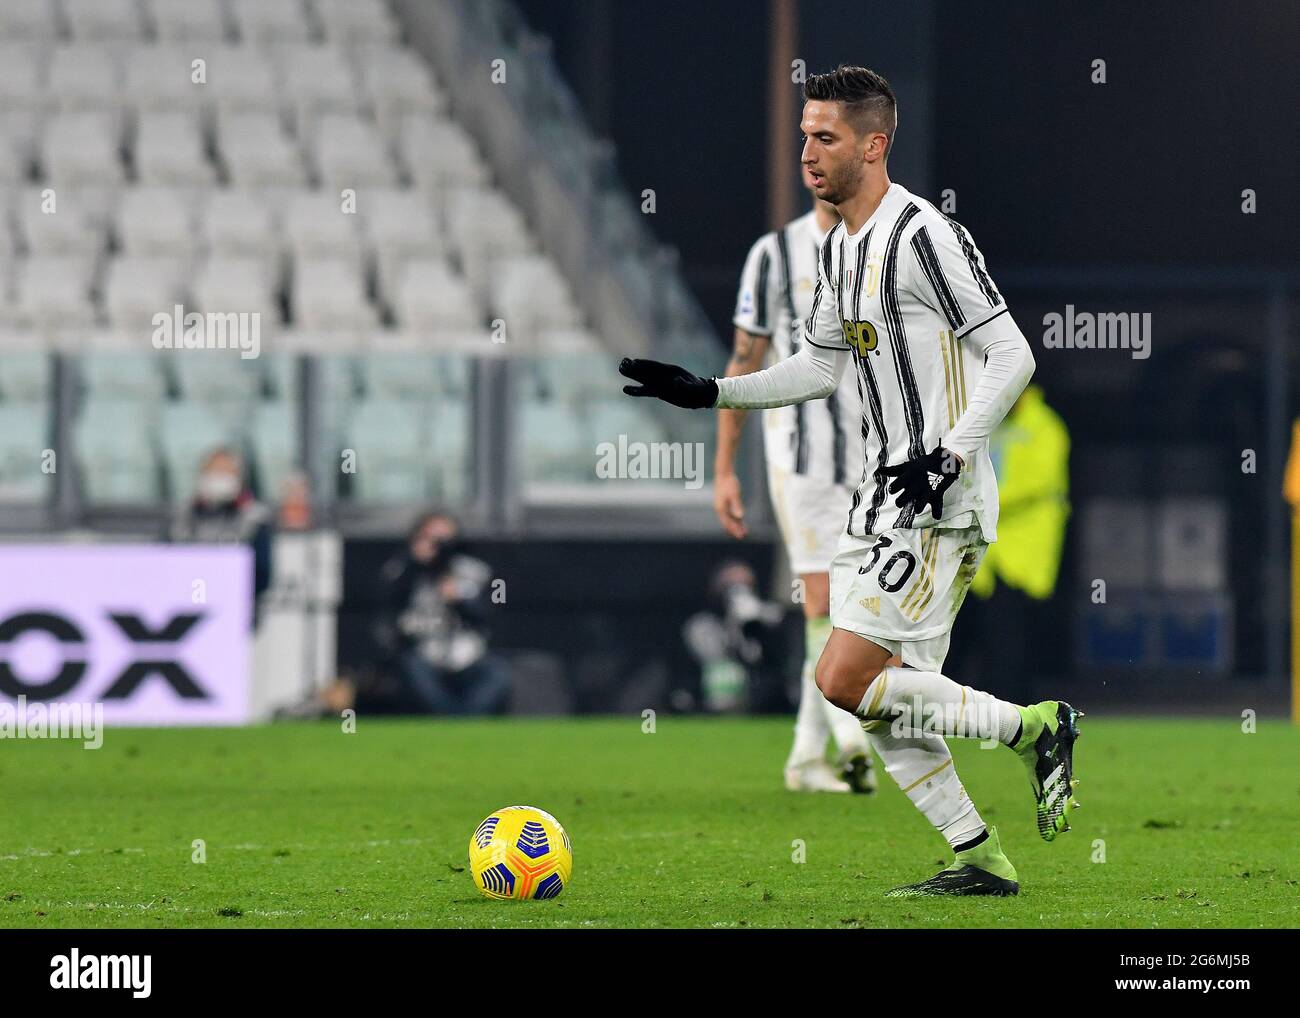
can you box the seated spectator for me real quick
[373,510,509,715]
[169,447,273,627]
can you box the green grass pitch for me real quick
[2,716,1297,928]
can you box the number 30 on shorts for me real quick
[856,534,916,593]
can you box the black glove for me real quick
[880,446,962,520]
[619,358,719,410]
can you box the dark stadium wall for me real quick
[336,535,793,714]
[515,0,1299,330]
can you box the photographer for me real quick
[682,560,787,712]
[373,511,510,715]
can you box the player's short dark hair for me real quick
[803,65,897,152]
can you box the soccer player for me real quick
[621,66,1081,896]
[720,169,877,794]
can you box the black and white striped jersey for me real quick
[804,182,1007,540]
[733,210,864,485]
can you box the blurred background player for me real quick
[716,167,875,794]
[951,385,1071,700]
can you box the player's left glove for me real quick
[619,358,719,409]
[880,446,962,520]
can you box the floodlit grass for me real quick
[2,716,1297,927]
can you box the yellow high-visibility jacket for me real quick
[971,385,1071,601]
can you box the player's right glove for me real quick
[880,446,962,520]
[619,358,719,410]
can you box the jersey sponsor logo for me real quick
[738,289,754,316]
[842,319,880,357]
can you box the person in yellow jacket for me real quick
[953,384,1070,697]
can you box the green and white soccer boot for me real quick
[885,826,1019,897]
[1013,700,1083,842]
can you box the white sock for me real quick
[786,616,834,769]
[857,665,1022,745]
[866,724,986,850]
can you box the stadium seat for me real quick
[0,329,53,402]
[358,188,442,295]
[0,401,52,502]
[205,47,281,116]
[248,398,298,499]
[430,398,471,503]
[282,190,364,267]
[15,186,108,258]
[192,255,283,325]
[315,0,400,46]
[0,0,60,41]
[361,351,471,402]
[171,349,265,406]
[133,111,214,187]
[344,398,430,503]
[227,0,312,46]
[0,46,46,173]
[587,398,669,452]
[216,111,306,190]
[520,400,590,483]
[310,113,396,191]
[538,327,604,355]
[40,111,124,188]
[281,45,361,132]
[354,47,445,138]
[201,189,283,268]
[398,116,489,192]
[443,186,534,298]
[121,45,208,113]
[48,46,123,112]
[389,258,480,330]
[292,257,376,332]
[63,0,145,41]
[148,0,229,44]
[491,254,582,340]
[76,337,169,402]
[13,254,99,331]
[102,256,188,330]
[115,187,199,258]
[74,398,162,504]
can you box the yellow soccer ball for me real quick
[468,806,573,900]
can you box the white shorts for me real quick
[768,463,855,575]
[829,523,987,673]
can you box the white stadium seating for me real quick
[102,255,188,330]
[0,0,609,509]
[48,46,122,112]
[227,0,311,46]
[115,187,199,258]
[292,257,376,332]
[216,111,306,189]
[134,111,215,187]
[62,0,145,41]
[0,0,60,41]
[310,113,396,191]
[390,258,481,331]
[148,0,229,44]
